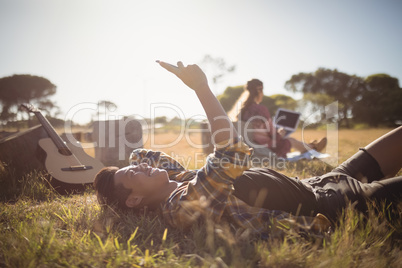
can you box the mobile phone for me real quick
[155,60,178,69]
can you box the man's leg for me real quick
[347,175,402,217]
[364,176,402,202]
[364,126,402,178]
[333,126,402,182]
[311,173,402,221]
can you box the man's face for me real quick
[114,163,169,198]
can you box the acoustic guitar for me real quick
[21,104,104,187]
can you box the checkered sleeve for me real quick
[162,138,253,228]
[129,149,186,179]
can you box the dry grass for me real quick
[140,127,394,170]
[142,130,205,170]
[6,124,393,169]
[292,128,393,163]
[1,127,401,267]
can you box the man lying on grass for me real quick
[94,61,402,236]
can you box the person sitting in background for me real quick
[229,78,327,158]
[94,61,402,238]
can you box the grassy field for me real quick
[1,128,401,267]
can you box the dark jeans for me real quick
[234,149,402,221]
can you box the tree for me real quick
[353,74,402,126]
[94,100,118,121]
[218,85,297,119]
[296,92,337,124]
[268,94,298,115]
[285,68,366,128]
[154,116,167,124]
[0,74,57,123]
[217,85,244,112]
[199,55,236,88]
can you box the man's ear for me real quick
[126,195,143,208]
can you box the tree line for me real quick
[1,68,401,128]
[285,69,402,127]
[218,69,402,128]
[0,74,58,124]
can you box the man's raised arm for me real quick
[157,61,238,145]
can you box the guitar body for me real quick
[38,138,104,184]
[21,103,105,193]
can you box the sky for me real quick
[1,0,401,124]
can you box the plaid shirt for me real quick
[129,138,292,234]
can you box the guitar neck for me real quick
[33,111,72,156]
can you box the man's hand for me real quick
[156,59,238,144]
[310,213,332,233]
[157,61,209,92]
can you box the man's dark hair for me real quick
[93,166,132,209]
